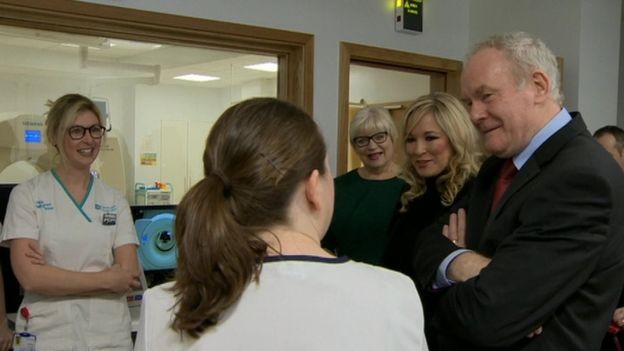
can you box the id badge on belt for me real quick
[13,307,36,351]
[13,332,36,351]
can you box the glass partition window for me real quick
[0,24,277,204]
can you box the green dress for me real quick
[322,169,405,265]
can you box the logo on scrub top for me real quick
[35,201,53,210]
[95,204,117,212]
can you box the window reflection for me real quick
[0,25,278,204]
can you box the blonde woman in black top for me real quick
[382,91,483,351]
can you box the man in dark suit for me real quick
[593,125,624,350]
[412,32,624,350]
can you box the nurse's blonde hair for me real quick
[45,94,104,162]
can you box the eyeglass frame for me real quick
[67,124,107,140]
[352,131,389,148]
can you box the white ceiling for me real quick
[0,24,277,88]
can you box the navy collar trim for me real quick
[263,255,350,264]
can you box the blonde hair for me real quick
[45,94,104,163]
[400,92,483,211]
[349,106,398,145]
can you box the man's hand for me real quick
[613,306,624,326]
[527,326,543,338]
[443,208,466,247]
[443,208,489,283]
[447,251,491,282]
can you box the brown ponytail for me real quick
[171,98,326,337]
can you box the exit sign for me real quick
[395,0,423,34]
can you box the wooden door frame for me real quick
[0,0,314,113]
[338,42,462,175]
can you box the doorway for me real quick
[338,42,462,175]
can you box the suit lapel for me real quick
[489,160,538,219]
[466,157,500,248]
[471,112,589,248]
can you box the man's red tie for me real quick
[491,159,517,211]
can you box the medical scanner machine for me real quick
[0,112,128,194]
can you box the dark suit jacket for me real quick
[382,179,474,351]
[412,113,624,350]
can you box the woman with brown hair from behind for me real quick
[134,97,429,351]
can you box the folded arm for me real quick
[436,167,617,347]
[442,208,492,282]
[10,238,139,296]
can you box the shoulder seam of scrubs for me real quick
[51,169,93,223]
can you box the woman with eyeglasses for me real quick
[0,93,140,350]
[322,106,405,265]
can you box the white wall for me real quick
[470,0,621,133]
[84,0,622,167]
[83,0,472,172]
[133,78,277,202]
[0,73,93,116]
[349,65,430,104]
[578,0,621,133]
[134,84,227,191]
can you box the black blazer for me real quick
[413,113,624,350]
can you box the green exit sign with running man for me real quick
[395,0,423,34]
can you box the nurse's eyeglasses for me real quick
[67,125,107,140]
[352,131,388,148]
